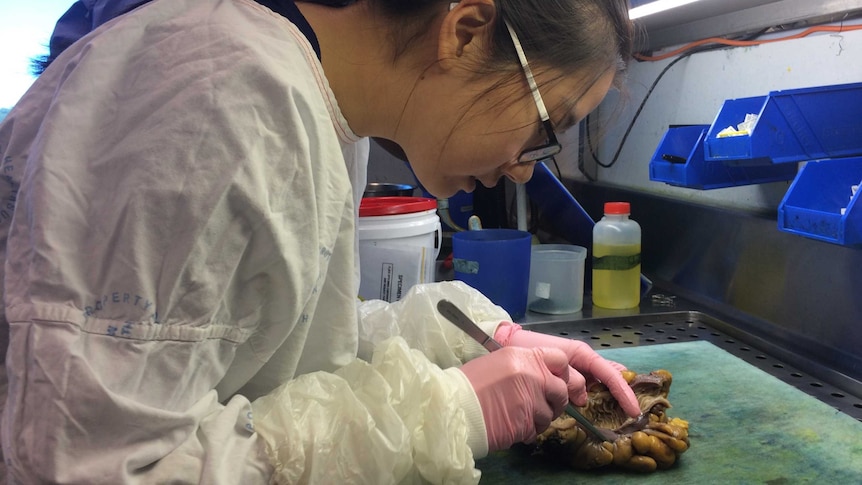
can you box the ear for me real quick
[438,0,497,70]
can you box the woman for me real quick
[0,0,640,482]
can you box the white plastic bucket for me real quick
[357,197,442,302]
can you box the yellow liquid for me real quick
[592,242,640,309]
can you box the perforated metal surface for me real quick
[528,311,862,422]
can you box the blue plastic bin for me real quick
[778,157,862,246]
[649,125,797,189]
[704,82,862,165]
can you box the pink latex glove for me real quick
[494,322,642,418]
[460,346,571,452]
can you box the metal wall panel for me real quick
[635,0,862,50]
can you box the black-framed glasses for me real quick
[504,20,562,164]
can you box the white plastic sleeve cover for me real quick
[251,337,486,484]
[356,281,512,367]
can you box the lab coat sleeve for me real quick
[357,281,512,367]
[252,336,487,484]
[0,0,360,482]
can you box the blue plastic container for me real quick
[650,125,797,189]
[452,229,532,318]
[704,82,862,165]
[778,157,862,246]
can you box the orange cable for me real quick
[635,24,862,61]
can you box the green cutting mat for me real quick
[475,340,862,484]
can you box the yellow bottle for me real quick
[592,202,641,309]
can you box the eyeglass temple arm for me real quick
[504,20,552,124]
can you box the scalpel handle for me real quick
[436,299,503,353]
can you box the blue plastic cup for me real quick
[452,229,532,319]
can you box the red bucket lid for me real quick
[359,197,437,216]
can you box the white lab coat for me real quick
[0,0,508,482]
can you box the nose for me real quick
[503,161,537,184]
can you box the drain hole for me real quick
[711,332,721,337]
[634,331,644,336]
[558,332,569,336]
[854,403,862,409]
[810,382,824,388]
[667,336,678,340]
[624,341,634,345]
[725,339,736,344]
[740,347,751,352]
[697,326,707,330]
[676,328,686,332]
[602,327,612,331]
[623,326,633,330]
[664,322,674,326]
[612,334,622,338]
[590,336,600,340]
[656,329,665,334]
[689,334,699,338]
[773,364,784,369]
[581,330,590,334]
[755,355,767,360]
[790,373,803,378]
[831,392,845,398]
[646,338,656,342]
[601,343,611,347]
[645,324,654,327]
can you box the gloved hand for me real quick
[460,346,571,452]
[494,322,641,418]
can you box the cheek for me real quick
[442,135,520,177]
[477,127,533,170]
[419,96,534,180]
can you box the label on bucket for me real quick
[359,245,428,303]
[453,258,479,274]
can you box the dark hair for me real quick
[499,0,634,87]
[373,0,634,87]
